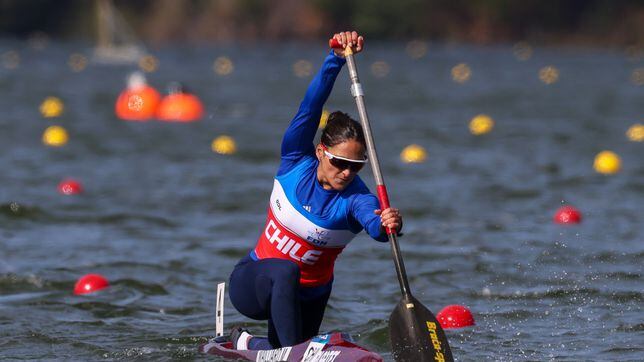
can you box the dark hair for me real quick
[320,111,366,148]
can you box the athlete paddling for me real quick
[228,31,403,351]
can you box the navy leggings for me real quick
[229,255,332,349]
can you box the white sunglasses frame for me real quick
[321,144,368,164]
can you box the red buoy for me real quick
[156,83,204,122]
[74,274,109,295]
[115,72,161,121]
[553,205,582,224]
[57,178,83,195]
[437,305,475,329]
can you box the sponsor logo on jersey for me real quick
[307,228,330,246]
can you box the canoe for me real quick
[200,332,383,361]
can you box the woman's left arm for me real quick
[279,31,364,174]
[351,194,403,242]
[279,53,345,164]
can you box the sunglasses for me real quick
[321,144,368,172]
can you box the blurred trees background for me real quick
[0,0,642,46]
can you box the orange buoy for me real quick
[74,274,109,295]
[156,83,204,122]
[115,72,161,121]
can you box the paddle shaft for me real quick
[331,41,412,301]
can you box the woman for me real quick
[228,31,403,350]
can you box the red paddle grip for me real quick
[329,38,342,49]
[376,185,391,210]
[377,185,396,235]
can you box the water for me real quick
[1,40,642,361]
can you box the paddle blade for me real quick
[389,296,454,362]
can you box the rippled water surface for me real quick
[1,40,642,361]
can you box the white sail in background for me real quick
[93,0,146,64]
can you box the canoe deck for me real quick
[199,332,383,361]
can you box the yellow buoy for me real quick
[593,151,621,175]
[293,60,313,78]
[405,40,428,60]
[539,66,559,84]
[68,53,88,72]
[451,63,471,83]
[40,97,64,118]
[370,61,390,78]
[513,41,533,61]
[213,56,234,76]
[42,125,69,147]
[469,114,494,135]
[319,109,330,129]
[626,123,644,142]
[139,55,159,73]
[400,144,427,163]
[2,50,20,69]
[211,135,236,155]
[631,68,644,86]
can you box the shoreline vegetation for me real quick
[0,0,642,48]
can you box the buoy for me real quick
[68,53,88,72]
[156,83,204,122]
[211,135,237,155]
[58,179,83,195]
[626,123,644,142]
[539,66,559,84]
[293,60,313,78]
[593,150,621,175]
[40,96,64,118]
[451,63,471,83]
[74,274,109,295]
[553,205,582,224]
[400,144,427,163]
[2,50,20,69]
[437,305,475,329]
[631,68,644,86]
[370,61,390,78]
[405,40,428,60]
[139,55,159,73]
[469,114,494,135]
[42,125,68,147]
[213,56,234,76]
[513,41,533,61]
[115,71,161,121]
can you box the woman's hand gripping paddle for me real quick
[330,37,454,362]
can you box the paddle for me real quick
[330,38,454,362]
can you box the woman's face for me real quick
[316,139,367,191]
